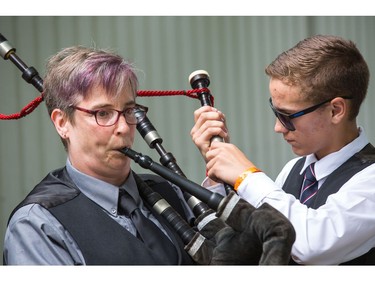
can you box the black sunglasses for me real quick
[269,96,353,131]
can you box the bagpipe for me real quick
[0,33,296,265]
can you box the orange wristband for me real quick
[234,167,262,191]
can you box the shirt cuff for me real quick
[201,177,227,197]
[236,172,278,207]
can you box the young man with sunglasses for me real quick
[3,46,195,265]
[191,35,375,265]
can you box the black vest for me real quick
[5,168,194,265]
[282,143,375,265]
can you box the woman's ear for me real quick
[51,109,68,139]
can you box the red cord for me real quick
[0,95,44,120]
[137,88,213,105]
[0,88,213,120]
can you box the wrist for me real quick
[234,167,262,191]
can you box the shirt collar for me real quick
[65,158,138,215]
[301,126,369,181]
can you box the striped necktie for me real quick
[300,163,318,207]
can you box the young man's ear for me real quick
[330,97,347,124]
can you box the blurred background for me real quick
[1,16,375,257]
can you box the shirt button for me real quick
[111,208,117,215]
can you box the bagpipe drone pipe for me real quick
[0,33,295,264]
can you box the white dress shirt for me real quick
[205,127,375,264]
